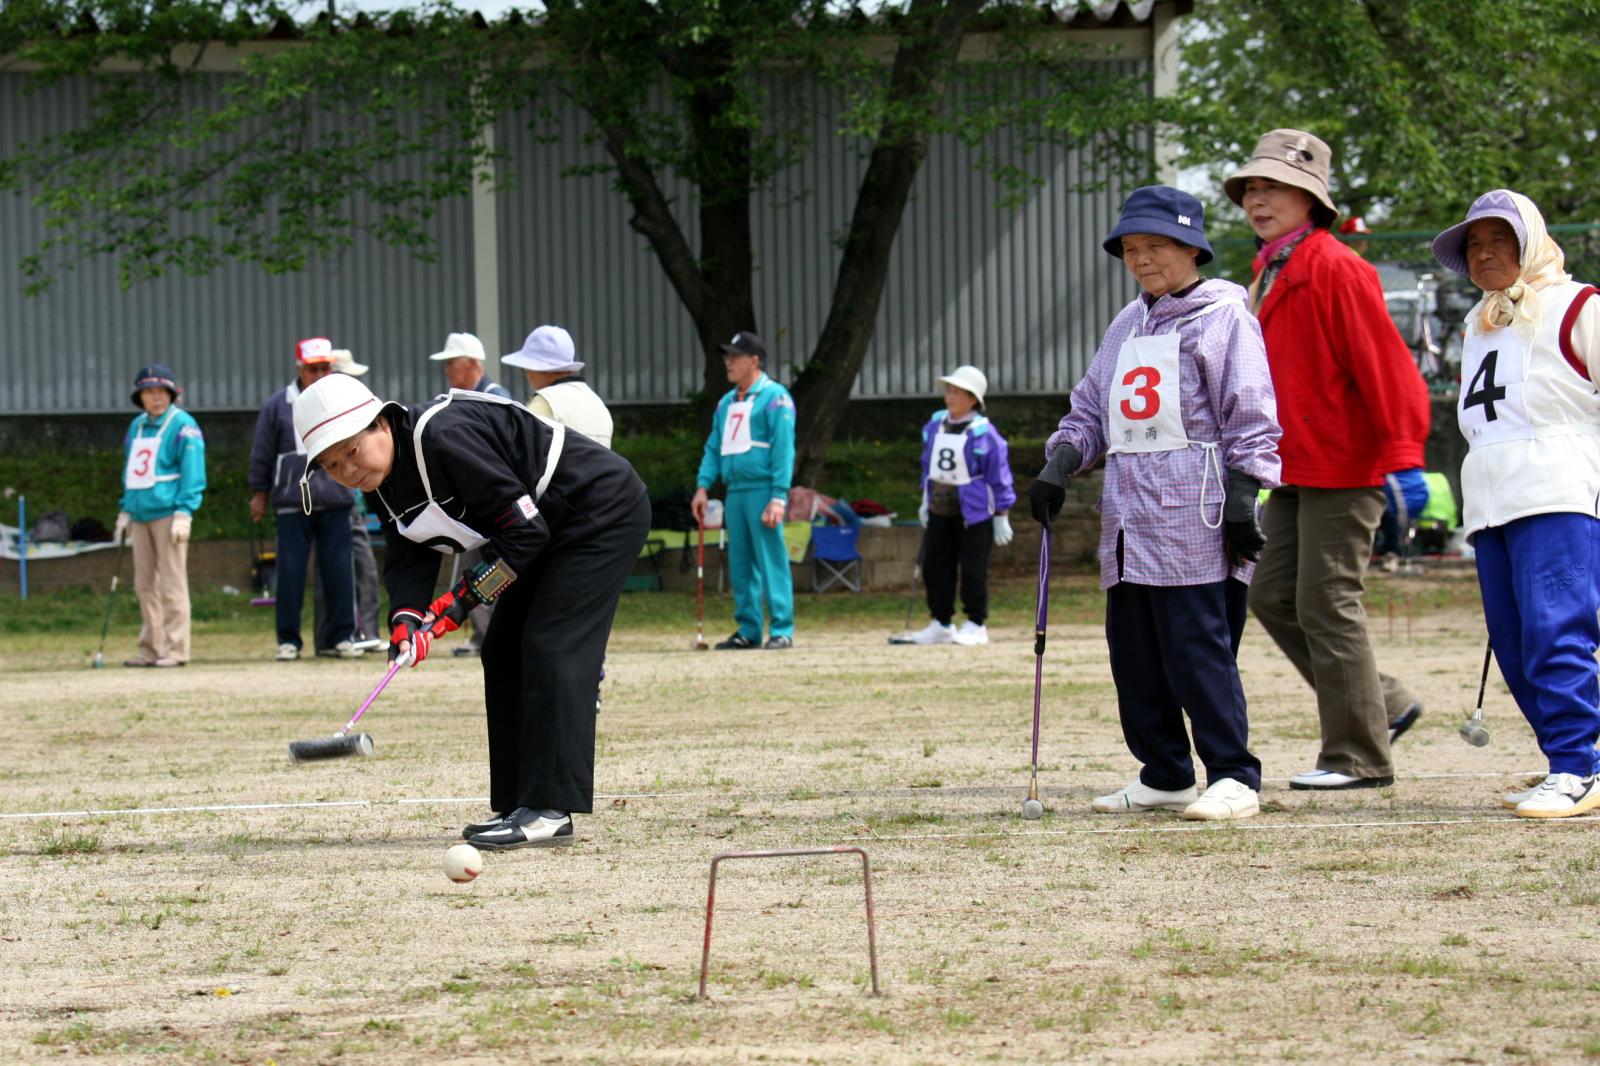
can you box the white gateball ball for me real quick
[1021,799,1044,821]
[444,843,483,883]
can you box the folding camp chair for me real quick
[811,524,862,593]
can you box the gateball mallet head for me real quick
[1459,720,1490,747]
[1021,798,1044,820]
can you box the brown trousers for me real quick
[1248,485,1417,778]
[131,516,191,663]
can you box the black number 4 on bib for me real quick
[1463,349,1506,422]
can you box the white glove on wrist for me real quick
[113,512,131,544]
[992,513,1014,546]
[917,498,929,527]
[170,513,192,545]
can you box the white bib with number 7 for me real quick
[928,429,973,486]
[1458,329,1532,448]
[720,399,755,456]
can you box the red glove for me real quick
[426,584,472,631]
[389,609,434,667]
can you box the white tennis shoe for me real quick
[1091,780,1198,813]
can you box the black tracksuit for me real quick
[373,396,650,815]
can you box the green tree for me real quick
[1177,0,1600,231]
[0,1,1161,483]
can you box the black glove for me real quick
[1223,469,1265,566]
[1027,443,1082,529]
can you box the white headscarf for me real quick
[1470,190,1571,335]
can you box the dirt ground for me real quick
[1,573,1597,1064]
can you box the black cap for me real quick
[718,331,767,359]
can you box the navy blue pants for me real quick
[275,508,355,651]
[1474,512,1600,778]
[1106,577,1260,792]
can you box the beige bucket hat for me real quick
[1223,128,1339,227]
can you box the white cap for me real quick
[938,365,988,408]
[429,332,487,362]
[294,374,383,465]
[504,325,584,372]
[331,349,369,377]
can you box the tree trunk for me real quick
[789,0,983,487]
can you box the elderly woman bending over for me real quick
[1433,190,1600,818]
[1028,186,1281,821]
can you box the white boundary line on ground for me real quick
[858,813,1597,843]
[0,769,1559,823]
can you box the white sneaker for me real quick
[1288,768,1393,790]
[1513,773,1600,819]
[1091,780,1198,813]
[334,641,365,659]
[1183,779,1260,821]
[908,620,956,645]
[275,643,299,662]
[952,621,989,646]
[1500,780,1542,809]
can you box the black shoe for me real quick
[714,633,760,650]
[1388,703,1422,744]
[461,812,507,839]
[763,635,793,650]
[468,807,574,850]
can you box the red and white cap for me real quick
[295,337,336,365]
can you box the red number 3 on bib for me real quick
[1119,366,1162,420]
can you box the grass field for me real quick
[2,570,1598,1064]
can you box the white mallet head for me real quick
[1021,799,1044,821]
[443,843,483,883]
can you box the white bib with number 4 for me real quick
[928,429,973,486]
[1458,329,1532,447]
[720,399,755,456]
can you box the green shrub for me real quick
[0,434,1049,540]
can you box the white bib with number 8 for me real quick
[928,429,973,486]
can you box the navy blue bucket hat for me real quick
[131,364,181,407]
[1102,186,1214,265]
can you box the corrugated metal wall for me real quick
[1,57,1148,415]
[0,74,477,415]
[498,62,1149,405]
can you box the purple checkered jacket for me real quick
[1048,278,1281,589]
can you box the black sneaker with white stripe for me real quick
[461,812,507,839]
[467,807,574,850]
[1388,702,1423,744]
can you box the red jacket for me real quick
[1256,228,1430,488]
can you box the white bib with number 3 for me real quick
[928,429,973,486]
[1459,329,1532,448]
[1108,332,1186,454]
[720,399,755,456]
[123,413,174,490]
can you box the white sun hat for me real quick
[938,365,989,408]
[331,348,369,377]
[503,325,584,372]
[429,332,488,362]
[294,374,383,465]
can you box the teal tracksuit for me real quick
[120,408,207,521]
[696,373,796,640]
